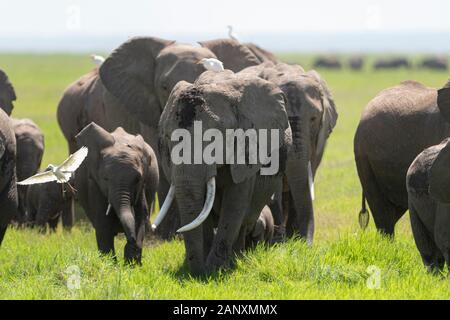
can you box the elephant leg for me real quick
[409,202,444,273]
[155,174,180,240]
[356,156,402,236]
[0,225,7,246]
[35,206,51,234]
[202,213,215,258]
[61,199,75,231]
[269,182,285,243]
[206,179,253,272]
[48,215,60,232]
[95,225,116,260]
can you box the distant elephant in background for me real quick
[155,70,291,274]
[0,69,16,116]
[245,206,274,248]
[58,36,271,239]
[26,170,74,232]
[373,57,411,70]
[407,138,450,273]
[0,109,18,245]
[12,118,44,225]
[419,57,448,71]
[354,80,450,235]
[349,56,364,70]
[74,123,159,264]
[240,62,338,243]
[313,57,342,70]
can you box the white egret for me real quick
[197,58,224,72]
[227,25,239,42]
[90,54,105,67]
[18,147,88,187]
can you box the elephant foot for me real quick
[272,225,286,244]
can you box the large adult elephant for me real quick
[57,37,271,239]
[154,71,291,274]
[240,62,338,243]
[12,118,44,224]
[0,109,18,245]
[0,69,16,116]
[354,80,450,235]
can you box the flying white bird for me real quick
[18,147,88,186]
[227,25,239,42]
[197,58,224,72]
[90,54,105,67]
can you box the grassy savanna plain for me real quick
[0,53,449,299]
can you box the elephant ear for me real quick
[199,39,261,72]
[231,77,290,184]
[307,70,338,158]
[243,43,279,64]
[437,79,450,123]
[99,37,175,127]
[75,122,115,167]
[429,139,450,203]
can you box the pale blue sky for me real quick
[1,0,449,37]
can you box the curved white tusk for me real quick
[105,203,112,216]
[151,184,175,232]
[177,177,216,233]
[308,161,315,201]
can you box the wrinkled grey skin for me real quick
[159,71,291,274]
[240,62,338,243]
[57,37,271,239]
[0,69,16,116]
[354,80,450,235]
[0,109,18,246]
[26,170,74,232]
[406,138,450,273]
[373,58,411,70]
[313,57,342,69]
[349,56,364,70]
[12,118,44,225]
[245,206,274,249]
[419,57,448,70]
[74,123,159,264]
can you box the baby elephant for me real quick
[246,206,274,249]
[407,137,450,273]
[26,169,74,232]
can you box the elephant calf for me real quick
[407,138,450,273]
[12,118,44,225]
[75,122,159,265]
[26,169,74,232]
[245,206,274,248]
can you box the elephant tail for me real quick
[358,192,369,230]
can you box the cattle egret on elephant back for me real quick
[227,25,239,42]
[18,147,88,189]
[197,58,224,72]
[90,54,105,67]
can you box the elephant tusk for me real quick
[151,184,175,232]
[105,203,112,216]
[308,161,315,201]
[177,177,216,233]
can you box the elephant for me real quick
[0,109,18,245]
[74,122,159,264]
[313,57,342,70]
[12,118,44,224]
[57,37,271,239]
[419,57,448,71]
[245,205,274,249]
[0,69,16,116]
[354,80,450,235]
[349,56,364,71]
[25,169,74,232]
[239,62,338,243]
[373,57,411,70]
[154,70,291,274]
[406,137,450,273]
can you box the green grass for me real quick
[1,53,449,299]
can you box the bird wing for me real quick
[17,171,57,185]
[59,146,88,173]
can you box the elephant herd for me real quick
[0,36,449,275]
